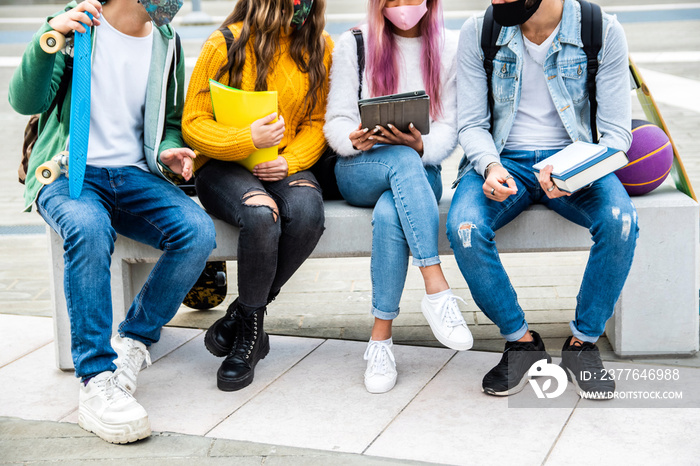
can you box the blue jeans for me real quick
[335,145,443,320]
[447,149,638,343]
[37,166,216,379]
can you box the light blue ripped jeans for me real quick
[447,149,638,343]
[335,145,443,320]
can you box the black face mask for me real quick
[492,0,544,27]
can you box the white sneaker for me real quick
[363,339,398,394]
[112,334,151,395]
[78,371,151,444]
[421,292,474,351]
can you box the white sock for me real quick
[425,288,453,304]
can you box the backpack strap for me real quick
[351,28,364,100]
[481,5,502,132]
[578,0,603,143]
[52,53,73,122]
[49,4,75,122]
[168,32,181,76]
[220,26,234,51]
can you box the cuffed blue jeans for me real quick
[335,145,443,320]
[37,166,216,379]
[447,149,638,343]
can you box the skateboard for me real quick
[38,15,92,199]
[629,58,696,201]
[183,261,228,310]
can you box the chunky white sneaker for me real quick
[112,334,151,395]
[421,292,473,351]
[363,339,398,394]
[78,371,151,444]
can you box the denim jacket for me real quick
[455,0,632,185]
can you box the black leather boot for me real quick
[217,307,270,391]
[204,299,241,357]
[205,293,278,357]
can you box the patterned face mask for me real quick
[138,0,184,27]
[291,0,314,28]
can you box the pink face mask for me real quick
[383,0,428,31]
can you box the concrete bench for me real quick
[48,185,699,370]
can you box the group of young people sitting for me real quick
[10,0,637,445]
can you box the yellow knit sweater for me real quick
[183,24,333,175]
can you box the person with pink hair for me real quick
[324,0,471,394]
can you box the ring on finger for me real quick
[504,175,513,181]
[547,185,555,192]
[490,188,496,196]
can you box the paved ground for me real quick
[1,1,699,464]
[3,317,700,465]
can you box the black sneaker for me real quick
[482,330,551,396]
[560,336,615,400]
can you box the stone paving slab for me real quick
[545,408,700,465]
[113,335,323,436]
[0,327,202,422]
[0,313,53,367]
[207,339,455,454]
[365,351,578,465]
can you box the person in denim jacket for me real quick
[447,0,638,399]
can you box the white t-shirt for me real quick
[85,15,153,170]
[505,24,571,151]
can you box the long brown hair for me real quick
[214,0,328,116]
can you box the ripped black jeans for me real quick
[196,159,325,312]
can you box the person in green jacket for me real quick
[9,0,215,444]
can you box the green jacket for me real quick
[9,2,186,212]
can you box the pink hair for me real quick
[365,0,445,119]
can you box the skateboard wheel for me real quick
[40,31,66,54]
[215,271,227,287]
[35,160,61,185]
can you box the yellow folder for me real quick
[209,79,279,171]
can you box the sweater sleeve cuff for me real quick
[237,126,259,159]
[284,154,301,175]
[475,154,501,178]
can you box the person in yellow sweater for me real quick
[182,0,333,392]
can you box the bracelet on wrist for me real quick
[484,162,501,179]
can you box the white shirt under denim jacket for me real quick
[454,0,632,185]
[324,25,459,167]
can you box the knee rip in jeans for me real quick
[242,190,279,223]
[289,179,321,192]
[611,206,637,242]
[457,222,477,248]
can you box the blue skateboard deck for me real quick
[68,13,92,199]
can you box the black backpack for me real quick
[481,0,602,143]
